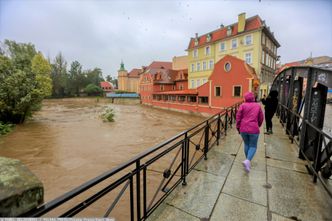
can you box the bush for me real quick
[0,122,14,135]
[84,84,103,96]
[101,107,115,122]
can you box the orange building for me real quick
[142,56,258,115]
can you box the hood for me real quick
[244,92,255,102]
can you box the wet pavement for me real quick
[148,118,332,221]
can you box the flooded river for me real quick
[0,98,204,204]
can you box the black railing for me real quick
[23,102,241,220]
[272,66,332,198]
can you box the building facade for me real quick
[141,56,258,115]
[187,13,280,97]
[117,61,141,93]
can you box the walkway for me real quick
[148,118,332,221]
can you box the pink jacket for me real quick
[236,92,264,134]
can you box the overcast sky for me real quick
[1,0,331,78]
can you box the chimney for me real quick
[238,12,246,33]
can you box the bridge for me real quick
[21,66,331,220]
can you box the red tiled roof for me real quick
[148,61,172,70]
[154,89,197,95]
[128,68,141,78]
[100,81,113,88]
[188,15,268,49]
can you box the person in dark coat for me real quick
[261,90,278,134]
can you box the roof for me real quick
[128,68,141,78]
[188,15,280,49]
[147,61,172,70]
[154,89,197,95]
[100,81,113,88]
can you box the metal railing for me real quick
[277,103,332,198]
[23,102,241,220]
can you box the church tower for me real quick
[117,60,128,91]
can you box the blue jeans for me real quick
[240,133,259,161]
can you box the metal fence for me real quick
[23,102,242,220]
[272,66,332,198]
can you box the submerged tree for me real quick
[0,40,52,124]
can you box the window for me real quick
[172,85,176,90]
[266,54,269,67]
[245,52,252,64]
[203,61,207,70]
[191,64,195,72]
[205,46,210,55]
[224,62,231,72]
[232,39,237,49]
[193,49,198,58]
[202,79,207,84]
[220,42,226,51]
[245,35,252,45]
[199,97,208,104]
[197,62,200,71]
[215,86,221,96]
[197,79,201,87]
[179,84,184,90]
[160,85,164,91]
[188,96,197,103]
[191,80,195,88]
[178,96,185,102]
[262,51,265,63]
[233,86,242,97]
[209,60,214,69]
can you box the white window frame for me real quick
[215,86,222,97]
[233,85,242,97]
[191,63,195,72]
[220,42,226,52]
[193,49,198,58]
[203,61,207,70]
[205,46,210,55]
[209,60,214,69]
[197,79,201,87]
[231,38,237,49]
[245,34,253,45]
[245,52,252,64]
[202,79,207,84]
[191,80,195,88]
[197,62,200,71]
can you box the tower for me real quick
[117,60,128,91]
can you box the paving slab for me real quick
[195,149,235,177]
[210,193,267,221]
[271,212,294,221]
[268,166,332,221]
[147,202,199,221]
[222,161,267,206]
[267,158,307,174]
[165,169,226,219]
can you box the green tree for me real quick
[106,75,112,82]
[68,60,83,96]
[51,53,68,97]
[84,84,103,96]
[31,53,52,98]
[0,40,51,123]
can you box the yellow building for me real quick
[187,13,280,97]
[172,55,188,70]
[117,61,141,93]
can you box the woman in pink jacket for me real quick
[236,92,264,173]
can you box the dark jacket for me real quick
[262,90,278,116]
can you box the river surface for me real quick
[0,98,204,204]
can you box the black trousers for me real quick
[265,112,274,132]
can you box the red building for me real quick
[100,81,114,93]
[140,56,259,115]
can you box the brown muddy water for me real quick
[0,98,204,217]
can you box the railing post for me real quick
[129,176,134,221]
[225,109,228,133]
[136,160,141,221]
[204,121,209,160]
[217,114,221,146]
[143,165,147,219]
[181,133,188,186]
[229,108,233,126]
